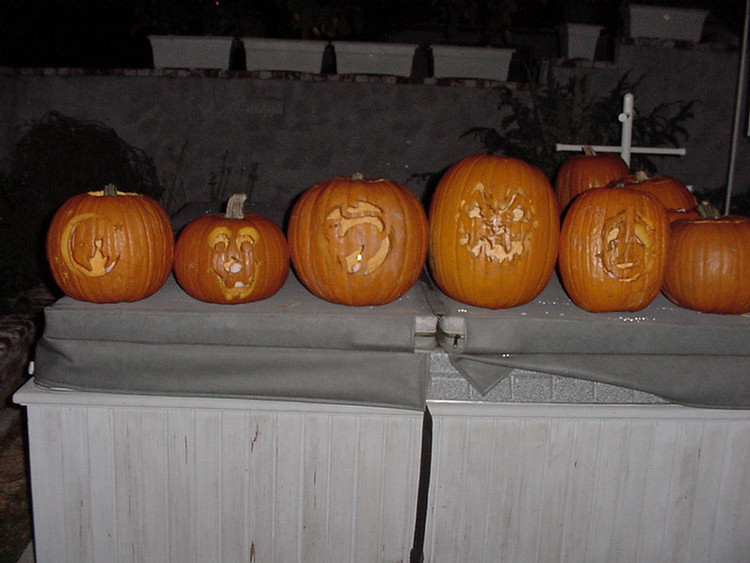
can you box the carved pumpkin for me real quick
[554,146,629,214]
[663,215,750,314]
[287,173,429,306]
[429,154,559,309]
[608,171,698,218]
[46,184,174,303]
[558,187,669,312]
[173,194,290,304]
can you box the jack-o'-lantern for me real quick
[663,214,750,314]
[173,194,289,303]
[46,184,174,303]
[555,146,629,214]
[429,154,559,309]
[287,173,429,306]
[558,186,669,312]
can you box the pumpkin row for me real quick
[46,155,750,315]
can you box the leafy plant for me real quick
[464,72,696,179]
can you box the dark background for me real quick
[1,1,745,69]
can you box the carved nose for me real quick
[224,258,242,273]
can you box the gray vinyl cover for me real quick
[34,273,436,410]
[436,274,750,409]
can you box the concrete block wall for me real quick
[0,39,746,220]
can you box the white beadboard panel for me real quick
[425,401,750,563]
[18,383,422,563]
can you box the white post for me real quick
[619,93,635,167]
[726,0,750,214]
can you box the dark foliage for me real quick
[464,72,696,180]
[0,112,162,301]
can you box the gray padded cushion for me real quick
[34,273,435,410]
[436,274,750,408]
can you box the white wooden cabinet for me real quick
[424,400,750,563]
[15,381,423,563]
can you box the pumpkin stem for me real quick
[351,173,365,181]
[582,146,596,156]
[103,184,118,196]
[634,170,650,183]
[225,193,247,219]
[696,200,721,219]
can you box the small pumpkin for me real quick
[554,146,629,214]
[287,173,429,306]
[608,171,698,216]
[173,194,290,304]
[429,154,559,309]
[558,186,669,312]
[663,214,750,314]
[46,184,174,303]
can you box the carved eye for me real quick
[212,231,230,252]
[236,233,256,252]
[606,225,620,245]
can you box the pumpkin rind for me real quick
[46,186,174,303]
[429,154,560,309]
[663,216,750,314]
[287,174,429,306]
[173,195,290,304]
[554,147,629,214]
[558,187,669,312]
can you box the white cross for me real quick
[555,93,686,167]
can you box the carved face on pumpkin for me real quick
[209,225,260,299]
[458,183,537,263]
[61,213,124,278]
[325,200,392,275]
[598,208,656,282]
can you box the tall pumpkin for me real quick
[173,194,290,304]
[558,187,669,312]
[554,146,629,214]
[46,184,174,303]
[663,215,750,314]
[287,173,429,306]
[429,155,559,309]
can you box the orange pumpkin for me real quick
[558,187,669,312]
[287,173,429,306]
[608,171,698,216]
[554,146,629,214]
[173,194,290,304]
[429,154,559,309]
[663,215,750,314]
[46,184,174,303]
